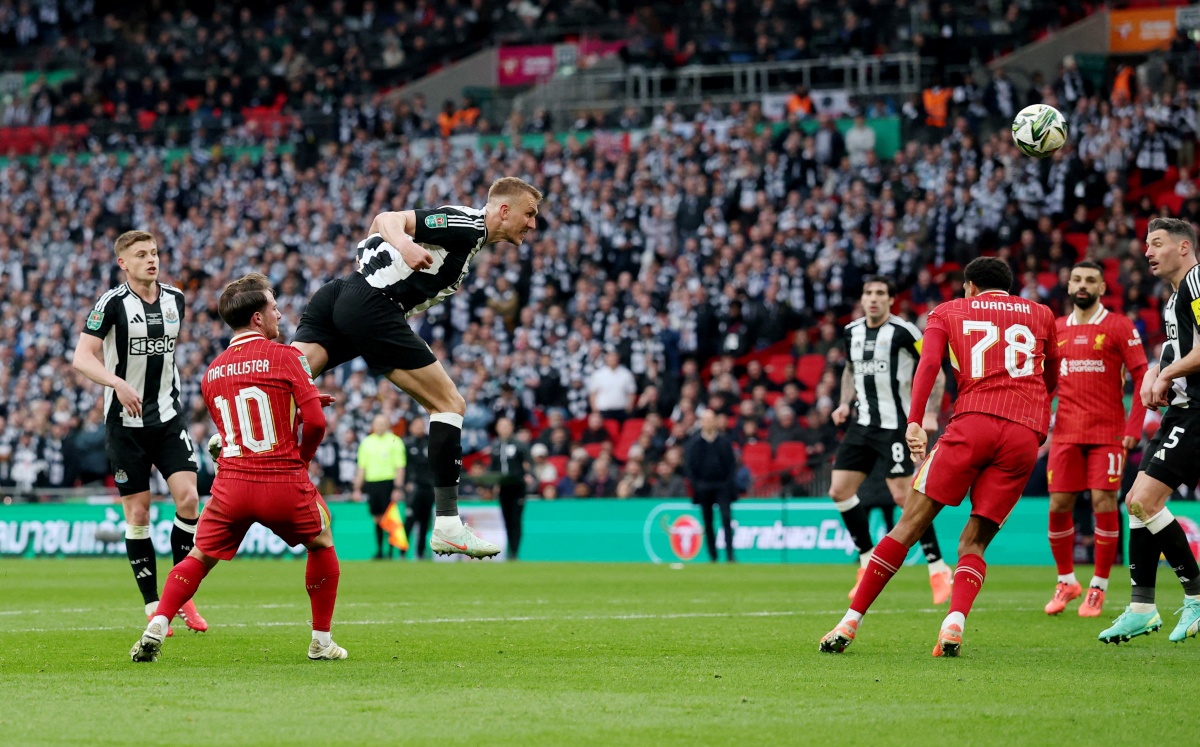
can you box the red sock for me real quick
[1092,510,1120,583]
[306,546,340,632]
[1047,511,1075,576]
[950,553,987,617]
[154,556,209,620]
[850,535,910,614]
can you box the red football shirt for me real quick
[201,332,320,483]
[924,291,1059,436]
[1052,306,1149,444]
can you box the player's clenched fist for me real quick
[905,421,928,462]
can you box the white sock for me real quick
[150,614,169,630]
[435,515,464,534]
[145,602,158,617]
[840,610,864,626]
[1186,595,1200,604]
[858,550,873,569]
[1130,602,1157,614]
[312,630,331,647]
[942,611,966,630]
[1089,576,1109,592]
[1058,572,1078,586]
[928,559,950,576]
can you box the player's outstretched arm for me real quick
[1123,361,1150,448]
[831,364,856,425]
[297,395,327,464]
[923,370,945,433]
[1152,345,1200,405]
[71,334,142,417]
[1140,363,1160,408]
[369,210,432,270]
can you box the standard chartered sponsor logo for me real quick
[1065,359,1106,374]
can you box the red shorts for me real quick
[196,477,330,561]
[911,413,1041,526]
[1046,441,1126,493]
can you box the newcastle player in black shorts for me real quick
[71,230,207,634]
[1100,217,1200,644]
[292,177,542,558]
[829,277,952,604]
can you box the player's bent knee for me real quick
[306,528,335,551]
[434,389,466,417]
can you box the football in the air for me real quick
[1011,103,1068,158]
[208,433,222,461]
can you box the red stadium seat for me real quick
[764,354,795,385]
[741,442,773,476]
[797,354,826,389]
[566,418,587,442]
[602,419,620,442]
[773,441,809,469]
[1063,233,1089,256]
[1037,271,1058,291]
[1158,192,1185,216]
[583,442,606,459]
[547,455,569,477]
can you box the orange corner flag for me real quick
[380,502,409,551]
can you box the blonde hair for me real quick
[114,230,156,256]
[487,176,543,205]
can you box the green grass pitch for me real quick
[1,559,1194,746]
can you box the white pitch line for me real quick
[0,606,1045,635]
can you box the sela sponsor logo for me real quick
[853,359,890,375]
[668,515,703,561]
[130,336,176,355]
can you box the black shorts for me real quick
[1142,407,1200,490]
[106,413,198,497]
[832,423,913,478]
[293,273,437,376]
[363,481,393,517]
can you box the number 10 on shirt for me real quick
[213,386,278,456]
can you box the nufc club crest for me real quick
[164,306,178,323]
[114,469,128,484]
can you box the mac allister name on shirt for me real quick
[207,359,270,381]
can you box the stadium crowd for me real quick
[0,0,1084,145]
[0,1,1197,502]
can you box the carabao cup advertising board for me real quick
[4,499,1200,564]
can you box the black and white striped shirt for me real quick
[845,315,923,431]
[1160,264,1200,407]
[83,283,186,428]
[357,205,488,317]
